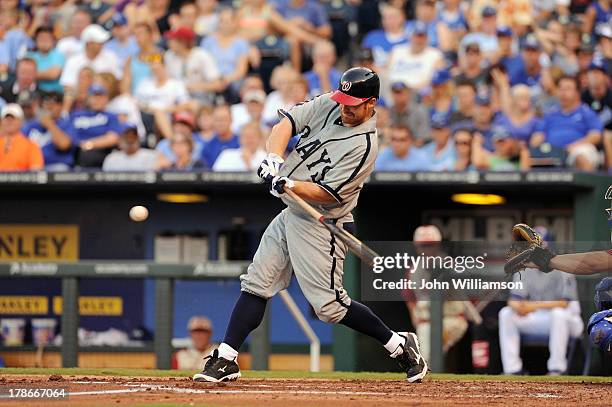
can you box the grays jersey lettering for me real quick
[73,113,109,129]
[277,93,378,219]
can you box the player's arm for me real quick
[266,117,293,157]
[266,119,336,204]
[548,251,612,275]
[289,181,337,204]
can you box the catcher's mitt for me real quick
[504,224,555,274]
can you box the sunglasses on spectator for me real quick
[455,139,471,146]
[466,48,480,55]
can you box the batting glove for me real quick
[257,153,284,182]
[270,176,294,197]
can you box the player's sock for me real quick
[385,332,407,357]
[222,291,268,352]
[339,300,394,345]
[217,342,239,361]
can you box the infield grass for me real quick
[0,368,611,382]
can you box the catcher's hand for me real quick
[504,224,555,274]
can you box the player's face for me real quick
[340,98,376,127]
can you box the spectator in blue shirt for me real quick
[428,68,453,123]
[0,38,9,75]
[201,105,239,167]
[70,84,123,168]
[460,6,498,62]
[472,94,496,151]
[303,40,341,96]
[508,35,543,88]
[361,4,409,69]
[495,26,517,68]
[104,14,139,69]
[200,7,250,103]
[1,8,33,72]
[22,91,76,171]
[421,115,456,171]
[493,69,541,144]
[156,111,205,166]
[532,75,603,171]
[375,124,430,171]
[405,0,443,49]
[27,27,64,93]
[275,0,331,40]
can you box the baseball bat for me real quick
[284,188,381,267]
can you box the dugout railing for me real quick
[0,261,322,371]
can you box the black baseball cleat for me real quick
[395,332,428,383]
[193,349,241,382]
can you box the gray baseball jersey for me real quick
[278,93,378,220]
[240,93,378,323]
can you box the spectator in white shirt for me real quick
[262,65,302,126]
[134,56,194,139]
[388,21,444,91]
[103,125,156,171]
[231,75,265,132]
[213,122,266,172]
[60,24,122,113]
[163,26,222,105]
[56,8,91,60]
[231,89,269,135]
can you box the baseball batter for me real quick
[193,67,428,383]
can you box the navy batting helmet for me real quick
[330,67,379,106]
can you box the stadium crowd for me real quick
[0,0,610,173]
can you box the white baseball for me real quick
[129,205,149,222]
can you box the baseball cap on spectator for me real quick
[81,24,110,43]
[481,6,496,17]
[109,13,128,28]
[588,59,607,72]
[521,35,540,51]
[431,69,451,86]
[173,111,195,128]
[391,80,410,92]
[497,26,512,37]
[596,24,612,39]
[243,89,266,104]
[1,104,24,119]
[88,84,108,95]
[431,115,449,129]
[491,126,512,142]
[188,316,212,332]
[412,21,428,36]
[165,27,196,43]
[413,225,442,243]
[122,124,139,135]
